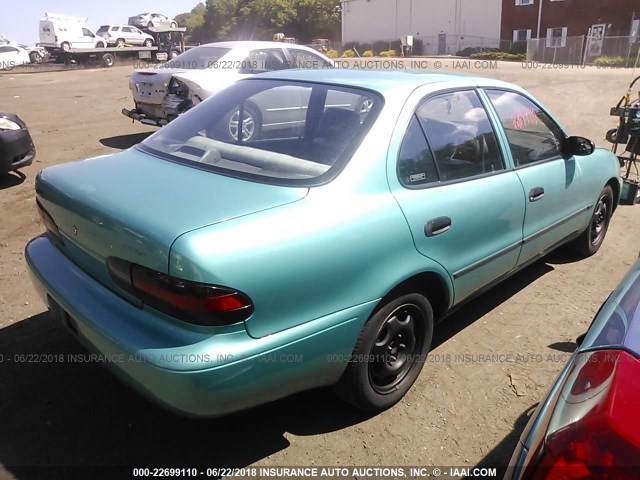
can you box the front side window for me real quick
[139,79,382,186]
[486,90,563,167]
[82,28,94,37]
[416,90,504,182]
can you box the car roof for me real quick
[199,41,322,52]
[247,68,518,96]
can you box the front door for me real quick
[484,89,591,265]
[391,89,526,304]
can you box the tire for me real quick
[61,42,71,52]
[144,39,153,47]
[335,293,434,412]
[572,185,613,257]
[170,22,177,28]
[29,52,43,64]
[101,53,115,68]
[169,50,180,59]
[147,21,154,28]
[225,104,261,142]
[116,38,125,47]
[96,41,106,48]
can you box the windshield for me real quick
[161,46,232,70]
[138,79,381,186]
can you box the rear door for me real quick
[120,26,138,45]
[390,89,526,304]
[484,89,592,266]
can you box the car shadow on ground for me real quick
[0,257,567,477]
[0,170,26,190]
[472,403,537,475]
[99,132,153,150]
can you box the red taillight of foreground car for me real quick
[106,257,253,326]
[526,350,640,479]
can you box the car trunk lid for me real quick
[36,148,307,296]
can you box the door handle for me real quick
[529,187,545,202]
[425,216,452,237]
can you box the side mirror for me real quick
[564,136,595,157]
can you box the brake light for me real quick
[36,199,63,245]
[107,257,253,326]
[526,350,640,479]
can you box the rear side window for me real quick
[397,116,438,186]
[416,90,504,182]
[110,26,120,31]
[242,49,288,73]
[486,90,564,167]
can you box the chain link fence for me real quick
[527,35,640,66]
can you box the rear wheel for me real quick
[225,104,261,142]
[147,21,154,28]
[170,22,177,28]
[61,42,71,52]
[572,185,613,257]
[169,50,180,59]
[101,53,115,68]
[335,293,433,412]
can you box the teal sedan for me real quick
[26,70,622,417]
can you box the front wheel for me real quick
[335,293,434,412]
[116,38,125,48]
[571,185,613,257]
[170,22,177,28]
[61,42,71,52]
[29,52,43,64]
[144,39,153,47]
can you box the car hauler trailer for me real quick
[52,27,186,67]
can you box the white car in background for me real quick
[122,41,334,127]
[128,13,178,29]
[96,25,155,47]
[0,44,32,70]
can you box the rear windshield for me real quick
[161,46,232,70]
[138,79,382,186]
[96,26,109,34]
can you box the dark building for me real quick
[502,0,639,43]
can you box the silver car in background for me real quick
[96,25,155,47]
[128,13,178,29]
[122,41,334,127]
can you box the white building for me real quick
[341,0,503,54]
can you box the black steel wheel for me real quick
[572,185,613,257]
[335,293,433,412]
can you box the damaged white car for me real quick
[122,41,333,127]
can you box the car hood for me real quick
[36,148,308,292]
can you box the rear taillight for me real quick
[107,257,253,326]
[526,350,640,479]
[36,199,63,245]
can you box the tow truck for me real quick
[52,27,186,67]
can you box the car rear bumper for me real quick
[122,107,168,126]
[26,235,371,417]
[0,119,36,174]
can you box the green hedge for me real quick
[470,51,525,61]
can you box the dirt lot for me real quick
[1,60,639,478]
